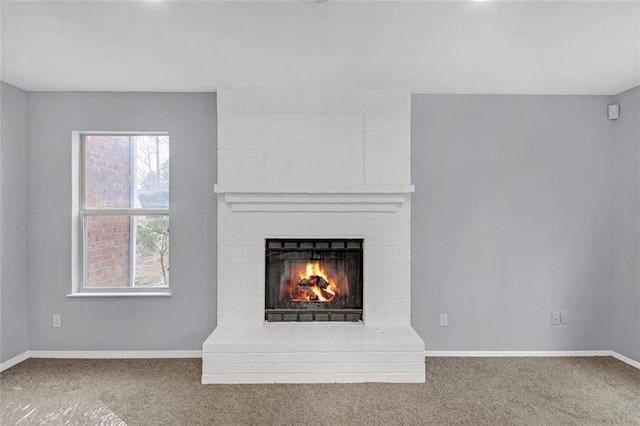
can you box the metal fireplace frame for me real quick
[264,238,364,322]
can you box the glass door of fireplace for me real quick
[265,239,363,322]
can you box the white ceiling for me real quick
[1,0,638,94]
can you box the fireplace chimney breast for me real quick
[203,90,425,384]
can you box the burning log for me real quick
[296,288,320,301]
[294,275,334,302]
[291,263,337,302]
[297,275,329,289]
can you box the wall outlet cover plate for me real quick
[439,313,448,327]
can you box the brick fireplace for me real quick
[202,90,425,384]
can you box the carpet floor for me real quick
[1,356,639,425]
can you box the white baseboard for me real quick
[425,350,612,357]
[610,351,640,370]
[28,350,202,359]
[0,351,30,372]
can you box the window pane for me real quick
[134,215,170,287]
[84,215,169,288]
[85,135,170,209]
[85,136,133,209]
[84,215,132,288]
[134,136,170,208]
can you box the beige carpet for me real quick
[1,356,639,425]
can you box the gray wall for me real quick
[611,86,640,362]
[1,82,29,363]
[411,95,612,351]
[27,92,217,350]
[8,89,638,359]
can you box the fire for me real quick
[299,262,327,282]
[291,262,338,302]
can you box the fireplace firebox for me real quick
[265,239,363,322]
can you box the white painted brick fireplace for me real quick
[202,90,425,384]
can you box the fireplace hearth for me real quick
[265,239,363,322]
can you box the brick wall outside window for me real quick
[85,136,131,287]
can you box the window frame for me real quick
[70,131,171,296]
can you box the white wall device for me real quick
[608,104,620,120]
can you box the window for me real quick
[78,134,170,291]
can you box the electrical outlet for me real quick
[52,314,61,328]
[439,313,448,327]
[551,312,560,325]
[560,310,568,324]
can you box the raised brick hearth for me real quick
[202,90,425,384]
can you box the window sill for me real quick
[66,291,172,298]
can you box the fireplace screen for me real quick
[265,239,363,322]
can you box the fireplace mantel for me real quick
[215,184,415,213]
[214,184,415,194]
